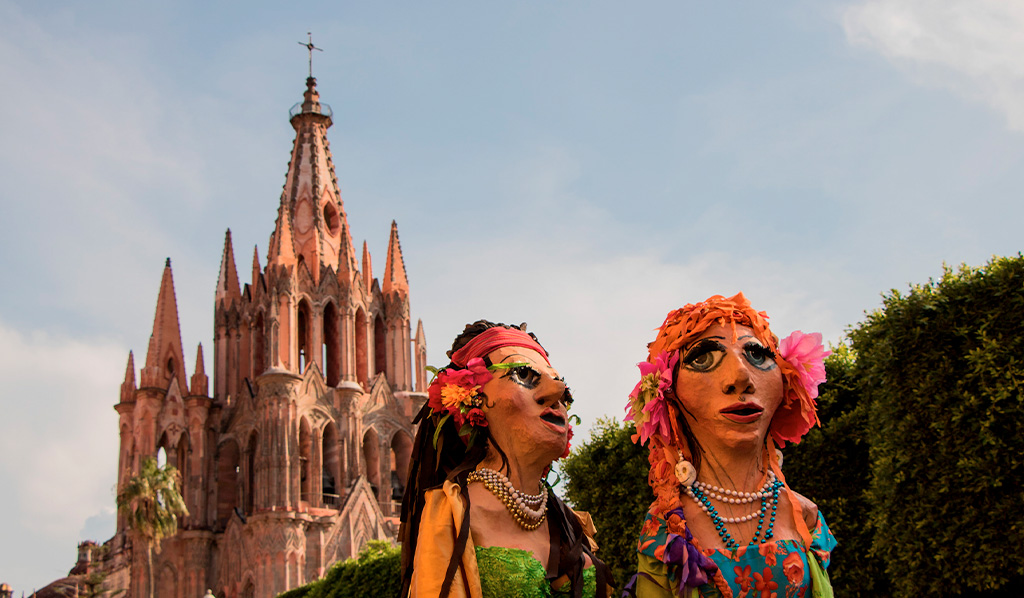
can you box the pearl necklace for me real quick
[468,468,548,531]
[692,471,777,505]
[685,474,783,550]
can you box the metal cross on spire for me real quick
[298,32,323,78]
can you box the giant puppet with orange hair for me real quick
[624,293,836,598]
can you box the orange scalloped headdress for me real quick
[645,292,819,449]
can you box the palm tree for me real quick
[116,456,189,598]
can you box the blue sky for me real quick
[2,0,1023,591]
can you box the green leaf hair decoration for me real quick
[486,362,531,371]
[432,413,452,448]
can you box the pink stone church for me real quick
[35,76,429,598]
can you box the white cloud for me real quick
[0,320,123,589]
[843,0,1024,131]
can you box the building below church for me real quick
[32,75,429,598]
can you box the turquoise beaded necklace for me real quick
[686,478,784,551]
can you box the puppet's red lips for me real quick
[540,411,566,427]
[720,403,763,423]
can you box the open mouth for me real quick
[541,412,566,427]
[720,403,764,422]
[722,406,763,417]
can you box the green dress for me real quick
[475,545,597,598]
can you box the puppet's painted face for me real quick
[480,346,571,463]
[674,323,784,451]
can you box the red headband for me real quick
[449,327,550,367]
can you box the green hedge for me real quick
[562,417,654,587]
[277,540,401,598]
[850,256,1024,597]
[784,346,888,597]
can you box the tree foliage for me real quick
[849,256,1024,597]
[116,456,188,598]
[783,346,889,598]
[562,418,652,587]
[277,540,401,598]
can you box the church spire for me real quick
[190,344,208,396]
[267,198,297,267]
[382,220,409,296]
[216,229,241,307]
[362,240,373,291]
[277,76,351,282]
[140,259,188,391]
[337,223,358,285]
[251,245,263,291]
[120,351,136,403]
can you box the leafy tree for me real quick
[850,256,1024,597]
[784,346,889,598]
[562,418,652,587]
[278,540,401,598]
[116,456,188,598]
[278,586,312,598]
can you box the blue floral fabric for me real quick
[635,510,836,598]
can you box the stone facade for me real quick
[37,76,429,598]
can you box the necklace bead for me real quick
[468,468,549,531]
[691,472,776,505]
[685,476,784,550]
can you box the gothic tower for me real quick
[97,76,429,598]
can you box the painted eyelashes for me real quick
[489,362,574,407]
[681,338,777,373]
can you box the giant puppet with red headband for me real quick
[625,293,837,598]
[399,320,611,598]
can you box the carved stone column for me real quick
[310,306,323,373]
[341,309,355,382]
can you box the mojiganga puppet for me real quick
[624,293,836,598]
[400,320,611,598]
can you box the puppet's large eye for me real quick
[509,365,541,389]
[743,342,777,371]
[682,339,725,372]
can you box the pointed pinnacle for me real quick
[383,220,409,296]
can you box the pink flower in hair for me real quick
[625,351,678,445]
[426,356,494,443]
[778,331,830,399]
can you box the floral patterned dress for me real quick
[633,510,836,598]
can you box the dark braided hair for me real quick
[399,320,610,597]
